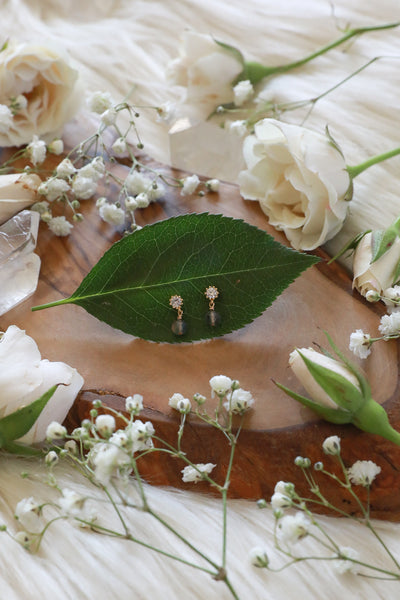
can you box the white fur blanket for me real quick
[1,1,400,598]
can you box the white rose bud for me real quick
[353,233,400,299]
[289,347,360,411]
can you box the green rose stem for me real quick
[352,399,400,445]
[241,22,400,85]
[347,146,400,179]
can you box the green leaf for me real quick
[32,214,319,343]
[214,39,245,68]
[371,228,397,263]
[274,381,352,424]
[0,385,57,445]
[2,441,43,457]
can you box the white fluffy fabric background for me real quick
[1,0,400,598]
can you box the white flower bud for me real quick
[125,394,143,414]
[48,139,64,155]
[46,421,67,440]
[95,414,116,437]
[209,375,232,396]
[45,450,59,466]
[322,435,341,456]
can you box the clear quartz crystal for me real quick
[168,118,244,182]
[0,210,41,315]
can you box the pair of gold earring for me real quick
[169,286,221,336]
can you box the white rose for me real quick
[0,40,81,146]
[352,232,400,298]
[0,172,41,224]
[238,119,351,251]
[0,325,84,444]
[289,347,360,410]
[167,31,243,117]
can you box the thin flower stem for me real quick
[244,22,400,84]
[223,576,240,600]
[347,146,400,179]
[130,457,149,511]
[221,431,238,570]
[103,485,130,535]
[365,521,400,572]
[146,507,221,571]
[87,521,218,576]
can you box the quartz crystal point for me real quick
[169,117,244,182]
[0,210,41,315]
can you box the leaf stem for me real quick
[31,297,72,311]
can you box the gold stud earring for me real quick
[205,285,221,327]
[169,294,188,336]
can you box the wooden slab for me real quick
[1,154,400,519]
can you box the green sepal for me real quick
[273,381,352,424]
[325,126,345,160]
[327,229,371,265]
[324,126,353,203]
[214,39,245,67]
[0,385,57,446]
[296,350,365,412]
[323,331,372,402]
[237,61,276,86]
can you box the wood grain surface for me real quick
[1,153,400,519]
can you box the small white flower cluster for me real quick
[169,392,191,414]
[88,417,155,486]
[278,511,311,545]
[167,376,255,485]
[14,497,42,533]
[209,374,254,415]
[333,546,360,575]
[270,480,295,511]
[349,284,400,359]
[168,375,255,418]
[181,462,216,483]
[31,153,107,236]
[347,459,381,487]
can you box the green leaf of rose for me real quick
[0,385,57,453]
[273,380,352,425]
[32,214,319,343]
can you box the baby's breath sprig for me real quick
[0,91,220,238]
[251,436,400,580]
[218,55,388,137]
[7,375,254,600]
